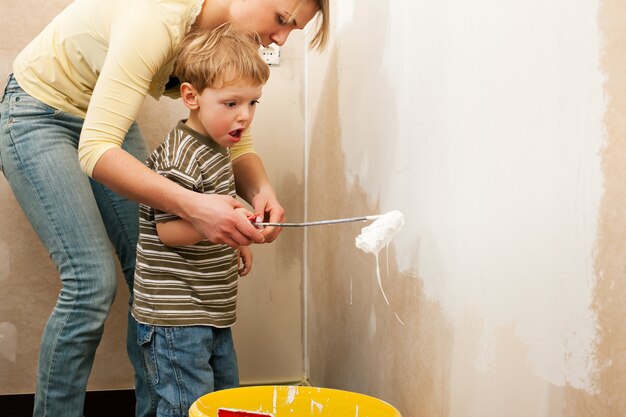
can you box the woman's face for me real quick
[228,0,318,47]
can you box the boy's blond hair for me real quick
[174,24,270,91]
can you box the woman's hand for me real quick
[238,246,253,277]
[183,191,264,248]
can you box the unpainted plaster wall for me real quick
[305,1,626,416]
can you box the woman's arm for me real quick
[232,153,285,242]
[74,7,260,247]
[92,148,264,247]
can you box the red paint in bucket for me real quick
[218,408,274,417]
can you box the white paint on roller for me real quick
[327,0,603,392]
[355,211,405,304]
[355,210,405,255]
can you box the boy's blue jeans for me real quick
[0,75,155,417]
[137,323,239,417]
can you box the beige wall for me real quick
[305,1,626,417]
[0,0,305,393]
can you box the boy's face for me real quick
[229,0,318,47]
[184,81,263,148]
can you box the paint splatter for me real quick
[272,387,277,415]
[310,400,323,413]
[286,386,297,404]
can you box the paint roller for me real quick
[251,210,405,254]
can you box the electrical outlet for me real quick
[260,44,280,66]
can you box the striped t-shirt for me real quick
[132,121,239,327]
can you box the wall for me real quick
[5,0,626,415]
[0,0,305,393]
[305,1,626,416]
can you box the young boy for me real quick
[131,24,271,417]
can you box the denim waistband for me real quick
[1,74,20,103]
[3,74,20,93]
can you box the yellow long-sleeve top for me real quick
[13,0,255,177]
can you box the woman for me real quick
[0,0,328,416]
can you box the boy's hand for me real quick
[251,187,285,242]
[238,246,253,276]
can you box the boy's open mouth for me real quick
[229,129,243,139]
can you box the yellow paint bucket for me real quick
[188,385,402,417]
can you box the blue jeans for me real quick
[137,323,239,417]
[0,75,155,417]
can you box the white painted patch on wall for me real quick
[330,0,604,393]
[335,0,354,32]
[0,322,17,362]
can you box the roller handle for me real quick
[248,215,382,228]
